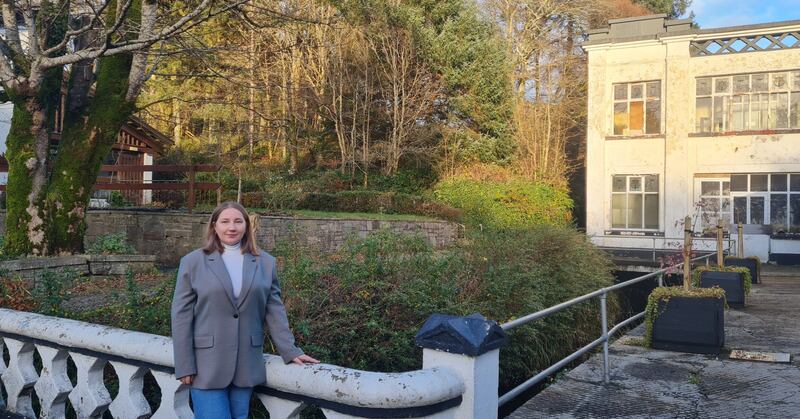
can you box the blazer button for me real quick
[233,314,239,319]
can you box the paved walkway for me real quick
[510,267,800,419]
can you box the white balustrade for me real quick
[68,353,112,418]
[108,362,149,419]
[0,308,475,418]
[149,370,191,419]
[254,395,304,419]
[0,337,6,410]
[33,345,72,419]
[2,338,37,417]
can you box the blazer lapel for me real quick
[206,252,236,307]
[237,253,258,308]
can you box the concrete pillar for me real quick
[585,47,609,242]
[662,36,694,237]
[143,153,153,204]
[416,313,508,419]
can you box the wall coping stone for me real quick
[416,313,508,357]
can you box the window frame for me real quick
[694,178,732,232]
[724,173,800,233]
[612,80,663,136]
[610,174,660,231]
[695,70,800,134]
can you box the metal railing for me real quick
[497,252,718,407]
[593,235,737,262]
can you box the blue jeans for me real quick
[190,385,253,419]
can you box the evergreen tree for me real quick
[634,0,692,19]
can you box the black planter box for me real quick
[699,271,746,308]
[725,257,759,284]
[651,296,725,355]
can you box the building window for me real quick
[697,179,731,231]
[728,173,800,233]
[613,81,661,135]
[696,70,800,133]
[611,175,659,230]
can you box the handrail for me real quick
[497,252,717,406]
[0,308,464,415]
[500,253,713,331]
[594,234,737,260]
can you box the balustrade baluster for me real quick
[149,370,192,419]
[34,345,73,419]
[0,338,6,409]
[108,362,150,419]
[0,338,38,418]
[256,394,305,419]
[67,353,111,418]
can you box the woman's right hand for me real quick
[179,375,194,385]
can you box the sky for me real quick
[687,0,800,29]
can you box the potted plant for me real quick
[725,223,761,284]
[724,256,760,284]
[693,265,751,308]
[644,216,726,355]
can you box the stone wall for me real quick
[0,211,461,266]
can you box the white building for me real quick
[583,15,800,264]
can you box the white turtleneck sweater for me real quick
[221,242,244,298]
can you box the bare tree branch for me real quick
[126,0,157,101]
[39,0,113,57]
[37,0,249,70]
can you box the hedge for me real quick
[241,190,462,222]
[433,178,573,229]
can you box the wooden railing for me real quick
[0,164,221,213]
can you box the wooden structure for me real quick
[0,116,221,212]
[80,116,174,205]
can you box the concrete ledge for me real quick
[0,256,89,279]
[0,254,156,278]
[86,254,156,275]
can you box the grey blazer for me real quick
[171,248,304,389]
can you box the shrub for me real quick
[108,191,128,208]
[74,271,175,336]
[32,269,77,316]
[35,227,614,395]
[433,177,573,229]
[0,274,36,311]
[294,191,461,221]
[0,269,77,314]
[275,226,616,391]
[87,233,136,255]
[364,169,438,195]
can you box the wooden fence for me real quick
[0,164,221,213]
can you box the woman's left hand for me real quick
[291,354,320,365]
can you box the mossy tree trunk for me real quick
[4,0,137,255]
[44,54,136,254]
[4,94,52,255]
[3,0,67,256]
[0,0,239,256]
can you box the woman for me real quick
[171,201,318,419]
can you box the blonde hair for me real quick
[202,201,260,255]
